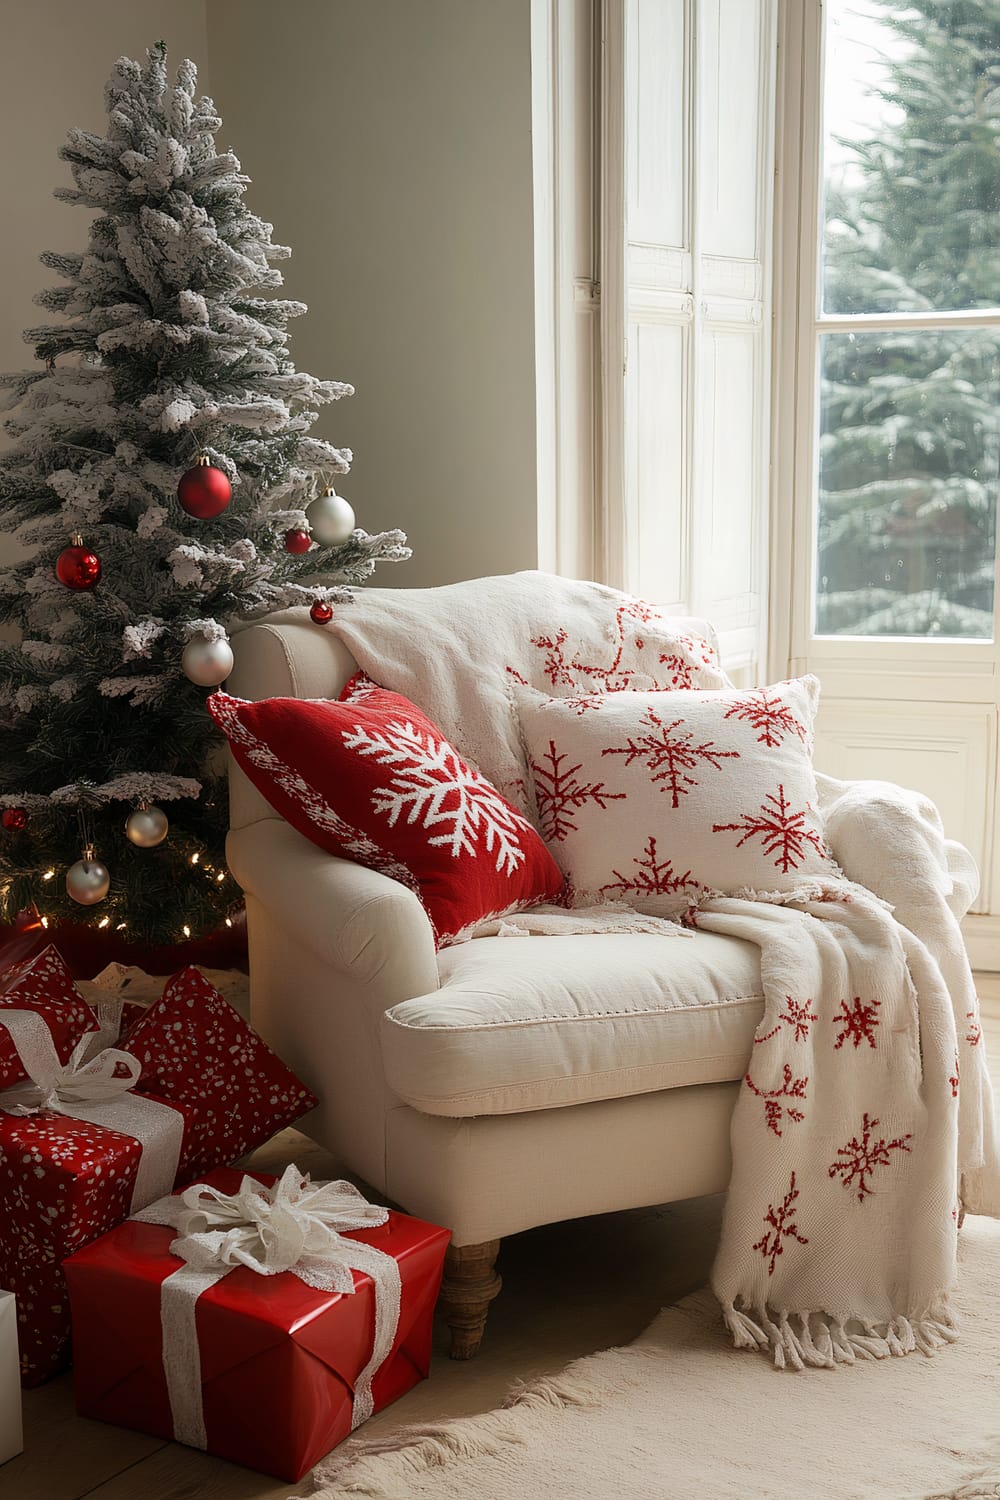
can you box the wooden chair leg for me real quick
[438,1238,502,1359]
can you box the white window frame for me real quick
[771,0,1000,968]
[770,0,1000,682]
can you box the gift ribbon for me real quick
[0,1008,184,1210]
[133,1166,403,1449]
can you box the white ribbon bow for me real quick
[1,1036,140,1114]
[133,1166,403,1448]
[0,1005,185,1210]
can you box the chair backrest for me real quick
[225,608,358,831]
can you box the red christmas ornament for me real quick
[1,807,28,832]
[55,534,101,591]
[309,600,334,625]
[177,456,232,519]
[284,527,312,555]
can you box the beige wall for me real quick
[0,1,210,566]
[207,0,539,588]
[0,1,539,588]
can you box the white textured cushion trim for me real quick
[383,993,764,1031]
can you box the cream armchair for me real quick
[226,608,766,1357]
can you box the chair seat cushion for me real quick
[380,930,764,1116]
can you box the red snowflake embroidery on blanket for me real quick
[712,785,826,873]
[531,741,625,841]
[755,995,819,1045]
[559,693,610,716]
[512,603,721,698]
[600,835,701,900]
[601,708,740,809]
[828,1113,912,1203]
[744,1063,808,1137]
[657,654,698,689]
[950,1052,960,1098]
[753,1173,809,1276]
[966,1010,982,1047]
[723,687,808,748]
[530,628,579,689]
[832,996,881,1051]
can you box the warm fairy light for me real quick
[98,916,110,929]
[116,922,127,931]
[40,916,49,928]
[216,871,226,882]
[225,917,233,928]
[42,870,55,881]
[190,853,200,865]
[183,924,191,938]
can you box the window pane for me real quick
[822,0,1000,315]
[816,329,999,638]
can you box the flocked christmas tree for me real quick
[0,42,408,944]
[818,0,1000,636]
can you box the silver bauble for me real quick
[125,804,169,848]
[182,634,234,688]
[305,489,356,546]
[66,853,110,905]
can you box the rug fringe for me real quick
[721,1300,959,1370]
[311,1342,657,1497]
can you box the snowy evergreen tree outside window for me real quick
[0,43,408,945]
[816,0,1000,638]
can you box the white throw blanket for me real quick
[327,571,1000,1364]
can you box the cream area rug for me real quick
[314,1218,1000,1500]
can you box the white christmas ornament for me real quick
[66,848,110,905]
[125,803,169,848]
[182,635,234,688]
[305,488,355,546]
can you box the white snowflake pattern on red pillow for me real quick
[210,687,565,946]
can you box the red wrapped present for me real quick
[65,1167,451,1482]
[0,945,98,1088]
[120,967,315,1179]
[0,970,317,1385]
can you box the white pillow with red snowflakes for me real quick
[515,676,834,912]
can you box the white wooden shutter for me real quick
[600,0,777,681]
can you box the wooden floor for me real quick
[7,994,1000,1500]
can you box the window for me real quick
[814,0,1000,640]
[775,0,1000,965]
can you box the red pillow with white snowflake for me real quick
[0,945,98,1089]
[209,688,566,947]
[516,676,834,914]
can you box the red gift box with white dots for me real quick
[0,967,316,1385]
[0,945,98,1089]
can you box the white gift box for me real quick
[0,1290,22,1465]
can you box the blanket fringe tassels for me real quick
[721,1301,959,1371]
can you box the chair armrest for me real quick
[226,818,439,998]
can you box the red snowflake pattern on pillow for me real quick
[712,785,827,874]
[517,676,829,909]
[602,708,740,809]
[723,686,808,748]
[531,741,626,841]
[599,836,701,901]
